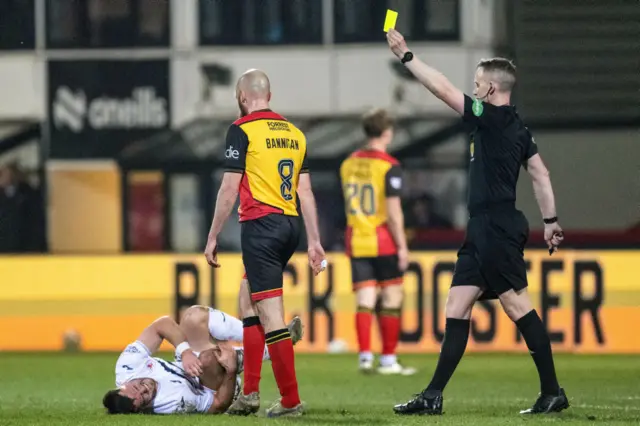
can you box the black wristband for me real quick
[543,216,558,224]
[401,51,414,64]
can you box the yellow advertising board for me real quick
[0,251,638,353]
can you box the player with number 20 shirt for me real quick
[339,109,415,376]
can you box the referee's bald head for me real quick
[476,58,517,93]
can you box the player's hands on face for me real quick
[182,350,204,378]
[204,237,220,268]
[308,241,326,276]
[397,247,410,272]
[386,29,409,60]
[544,222,564,254]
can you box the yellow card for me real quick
[383,9,398,32]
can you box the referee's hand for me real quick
[204,238,220,268]
[544,222,564,255]
[386,29,410,60]
[308,241,326,276]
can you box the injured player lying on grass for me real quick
[102,305,303,414]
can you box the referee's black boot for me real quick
[393,389,443,415]
[520,388,569,414]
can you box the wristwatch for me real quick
[401,51,414,64]
[543,216,558,224]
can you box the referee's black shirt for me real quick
[462,95,538,215]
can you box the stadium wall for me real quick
[0,54,43,121]
[171,45,492,121]
[516,129,639,230]
[1,251,637,354]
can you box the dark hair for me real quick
[476,57,517,92]
[362,108,394,139]
[103,389,136,414]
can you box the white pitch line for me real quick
[574,404,640,412]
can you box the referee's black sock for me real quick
[516,309,560,395]
[425,318,470,393]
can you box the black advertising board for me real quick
[47,59,170,159]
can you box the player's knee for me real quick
[238,279,257,318]
[356,286,377,309]
[380,284,403,309]
[255,296,285,333]
[180,305,209,328]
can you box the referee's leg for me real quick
[394,249,483,415]
[498,286,568,414]
[486,211,568,414]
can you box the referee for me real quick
[204,69,326,418]
[386,30,568,416]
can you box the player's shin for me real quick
[356,306,374,364]
[355,286,376,368]
[378,307,401,366]
[516,310,560,395]
[378,284,403,366]
[242,316,265,395]
[266,328,301,408]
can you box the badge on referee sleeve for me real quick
[472,98,484,117]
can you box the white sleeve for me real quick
[115,341,152,387]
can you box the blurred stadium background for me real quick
[0,0,638,423]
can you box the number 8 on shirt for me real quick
[224,110,308,301]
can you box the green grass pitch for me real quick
[1,352,639,425]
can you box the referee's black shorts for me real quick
[451,205,529,300]
[241,213,301,302]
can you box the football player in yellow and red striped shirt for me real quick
[204,69,326,418]
[340,108,416,376]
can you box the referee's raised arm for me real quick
[386,29,465,114]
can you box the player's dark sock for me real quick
[516,309,560,395]
[242,316,265,395]
[426,318,470,392]
[356,306,373,355]
[379,308,401,358]
[266,328,300,408]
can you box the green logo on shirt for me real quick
[472,99,484,117]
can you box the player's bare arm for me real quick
[386,29,464,114]
[298,173,326,275]
[525,154,564,252]
[385,196,409,271]
[205,172,243,267]
[137,316,203,377]
[207,346,239,413]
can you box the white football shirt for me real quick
[115,341,214,414]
